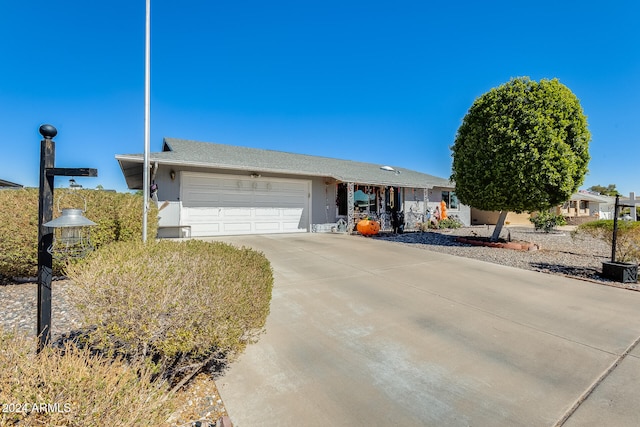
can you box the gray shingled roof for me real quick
[569,192,609,203]
[116,138,453,189]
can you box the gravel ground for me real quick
[374,225,640,291]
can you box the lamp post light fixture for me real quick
[43,207,97,259]
[36,124,97,352]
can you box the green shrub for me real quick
[438,217,463,229]
[0,328,175,426]
[576,219,640,263]
[64,239,273,385]
[529,211,567,232]
[0,188,158,279]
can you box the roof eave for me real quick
[115,154,454,190]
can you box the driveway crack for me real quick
[552,334,640,427]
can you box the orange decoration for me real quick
[356,219,380,236]
[440,200,448,220]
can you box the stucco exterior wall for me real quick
[427,186,471,226]
[311,179,338,225]
[471,209,532,226]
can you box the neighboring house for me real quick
[559,192,640,221]
[556,192,610,224]
[0,179,23,189]
[116,138,470,237]
[471,210,532,226]
[599,192,640,221]
[471,191,609,226]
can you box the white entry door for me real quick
[181,172,311,236]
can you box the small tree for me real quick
[451,77,590,241]
[529,210,567,233]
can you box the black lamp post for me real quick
[602,194,639,283]
[611,195,620,263]
[36,124,97,352]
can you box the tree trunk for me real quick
[491,211,508,242]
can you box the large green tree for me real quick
[451,77,591,241]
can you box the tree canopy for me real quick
[451,77,590,213]
[587,184,619,196]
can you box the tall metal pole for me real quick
[142,0,151,242]
[37,125,57,352]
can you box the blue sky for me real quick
[1,1,638,195]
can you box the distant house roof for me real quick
[116,138,454,190]
[570,192,609,203]
[0,179,23,189]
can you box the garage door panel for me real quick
[255,208,280,217]
[254,195,305,207]
[283,221,305,231]
[217,194,250,207]
[223,223,253,233]
[191,223,221,235]
[225,207,252,217]
[185,207,222,220]
[183,190,220,207]
[282,208,304,218]
[255,222,281,232]
[181,172,310,236]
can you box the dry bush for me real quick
[79,190,158,246]
[0,188,158,279]
[576,220,640,263]
[0,189,39,279]
[0,328,175,427]
[65,239,273,385]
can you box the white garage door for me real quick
[181,172,311,236]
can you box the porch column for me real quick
[347,182,355,232]
[379,187,386,230]
[423,187,429,216]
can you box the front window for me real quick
[354,188,377,213]
[441,191,459,210]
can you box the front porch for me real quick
[327,182,468,233]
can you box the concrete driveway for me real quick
[210,233,640,426]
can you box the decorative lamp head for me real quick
[43,208,97,259]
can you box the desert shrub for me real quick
[576,220,640,263]
[0,328,175,427]
[0,189,39,280]
[415,222,431,232]
[438,217,463,229]
[530,211,567,232]
[64,239,273,385]
[0,188,158,279]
